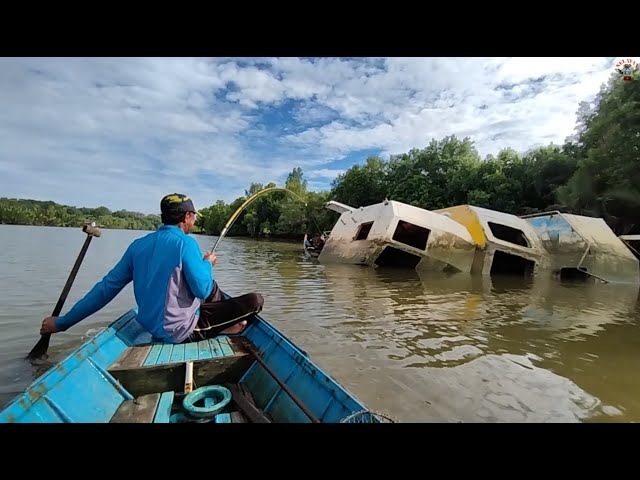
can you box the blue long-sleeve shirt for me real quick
[54,225,213,343]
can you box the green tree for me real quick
[331,156,388,207]
[558,74,640,234]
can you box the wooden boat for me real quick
[0,293,391,423]
[303,233,320,259]
[303,233,323,260]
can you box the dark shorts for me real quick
[185,283,264,342]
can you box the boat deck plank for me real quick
[230,411,247,423]
[153,391,175,423]
[110,393,161,423]
[110,345,152,370]
[184,342,200,361]
[107,337,254,398]
[109,336,243,371]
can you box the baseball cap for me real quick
[160,193,196,215]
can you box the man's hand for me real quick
[203,252,217,266]
[41,316,60,335]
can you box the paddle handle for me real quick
[28,229,97,360]
[52,234,94,317]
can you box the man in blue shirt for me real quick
[39,193,264,343]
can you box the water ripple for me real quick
[0,226,638,423]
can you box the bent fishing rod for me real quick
[209,186,320,253]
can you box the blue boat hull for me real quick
[0,295,387,423]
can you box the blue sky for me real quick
[0,57,622,214]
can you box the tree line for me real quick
[328,73,639,236]
[2,72,637,236]
[0,198,162,231]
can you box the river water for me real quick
[1,224,638,422]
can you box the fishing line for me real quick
[207,186,323,253]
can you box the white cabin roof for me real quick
[325,200,354,214]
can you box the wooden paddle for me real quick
[27,223,102,360]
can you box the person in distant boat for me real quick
[313,233,325,250]
[304,233,313,249]
[39,193,264,343]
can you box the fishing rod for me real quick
[209,186,322,253]
[186,186,314,394]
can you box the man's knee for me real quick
[246,292,264,311]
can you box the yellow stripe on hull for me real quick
[435,205,487,248]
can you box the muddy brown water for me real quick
[1,225,638,422]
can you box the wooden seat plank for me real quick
[153,391,175,423]
[111,393,161,423]
[110,345,152,370]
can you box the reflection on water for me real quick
[312,266,639,422]
[0,225,639,422]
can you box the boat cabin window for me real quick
[488,222,530,247]
[354,222,374,240]
[392,220,430,250]
[490,250,535,277]
[558,267,591,282]
[374,246,422,269]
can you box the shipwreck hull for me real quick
[319,200,476,274]
[524,212,639,284]
[434,205,551,278]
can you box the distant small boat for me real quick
[303,233,322,259]
[0,292,392,423]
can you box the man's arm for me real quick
[54,245,134,331]
[182,238,214,299]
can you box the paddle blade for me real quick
[27,334,51,360]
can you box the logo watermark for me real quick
[614,57,639,81]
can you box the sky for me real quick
[0,57,619,214]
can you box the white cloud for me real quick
[0,57,618,214]
[308,168,346,179]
